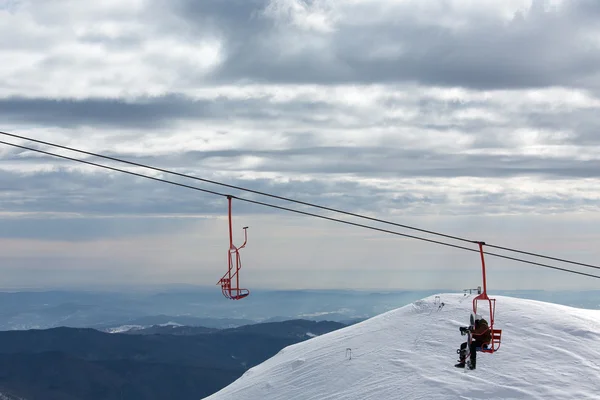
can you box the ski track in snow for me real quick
[204,293,600,400]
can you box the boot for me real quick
[467,358,476,370]
[454,349,466,368]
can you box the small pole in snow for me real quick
[346,348,352,360]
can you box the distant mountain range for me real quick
[99,314,257,332]
[0,319,346,400]
[117,324,220,335]
[115,319,347,338]
[0,288,596,332]
[0,288,443,330]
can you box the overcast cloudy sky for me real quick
[1,0,600,291]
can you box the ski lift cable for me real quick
[1,131,599,272]
[0,139,599,280]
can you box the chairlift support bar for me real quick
[478,241,488,295]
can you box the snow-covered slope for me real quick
[204,293,600,400]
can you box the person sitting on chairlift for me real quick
[455,314,492,370]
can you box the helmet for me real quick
[473,313,483,321]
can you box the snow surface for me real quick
[204,293,600,400]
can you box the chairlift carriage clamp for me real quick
[217,196,250,300]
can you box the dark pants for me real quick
[459,340,483,365]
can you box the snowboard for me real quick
[454,313,477,370]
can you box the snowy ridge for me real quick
[158,322,184,327]
[104,324,145,333]
[204,293,600,400]
[105,322,183,333]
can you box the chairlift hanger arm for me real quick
[218,196,250,300]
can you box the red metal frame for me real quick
[217,196,250,300]
[471,241,502,353]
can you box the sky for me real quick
[1,0,600,291]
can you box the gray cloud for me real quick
[170,0,270,38]
[163,0,600,90]
[69,146,600,179]
[0,216,198,241]
[524,109,600,145]
[0,158,462,225]
[0,167,233,215]
[2,88,598,151]
[2,143,600,228]
[0,95,332,129]
[2,81,600,225]
[9,139,600,181]
[2,0,600,96]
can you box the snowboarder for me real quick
[455,314,492,370]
